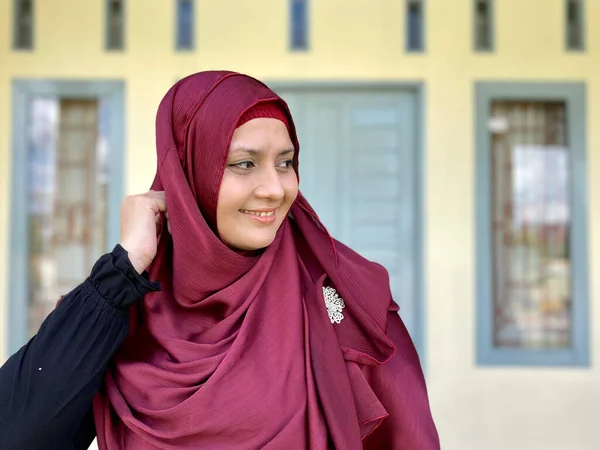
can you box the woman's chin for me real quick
[224,233,277,252]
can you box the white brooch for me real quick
[323,286,345,324]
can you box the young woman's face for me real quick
[217,118,298,251]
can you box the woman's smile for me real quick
[240,207,278,224]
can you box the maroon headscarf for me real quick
[93,71,440,449]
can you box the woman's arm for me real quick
[0,245,160,450]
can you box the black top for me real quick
[0,245,160,450]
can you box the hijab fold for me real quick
[93,71,439,449]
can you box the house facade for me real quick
[1,1,599,448]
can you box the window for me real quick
[474,0,493,51]
[13,0,34,50]
[290,0,308,50]
[176,0,194,50]
[406,0,424,52]
[476,83,589,366]
[566,0,584,51]
[106,0,125,50]
[10,81,125,352]
[27,99,109,337]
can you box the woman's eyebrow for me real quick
[229,147,295,156]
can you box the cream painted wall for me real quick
[1,1,599,448]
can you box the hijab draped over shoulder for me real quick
[92,71,440,450]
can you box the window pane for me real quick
[566,0,584,50]
[490,101,571,350]
[290,0,308,50]
[27,98,109,336]
[14,0,34,49]
[107,0,124,50]
[407,1,423,51]
[177,0,194,49]
[475,0,492,51]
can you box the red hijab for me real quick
[93,71,439,449]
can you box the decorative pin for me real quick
[323,286,345,324]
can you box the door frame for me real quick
[8,79,125,354]
[267,81,428,365]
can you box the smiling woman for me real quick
[0,71,440,450]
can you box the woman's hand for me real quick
[119,190,169,274]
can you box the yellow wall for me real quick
[1,1,599,448]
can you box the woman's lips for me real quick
[240,208,277,224]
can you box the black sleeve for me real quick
[0,245,160,450]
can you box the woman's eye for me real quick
[278,159,294,169]
[230,161,254,170]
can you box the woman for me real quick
[0,71,439,449]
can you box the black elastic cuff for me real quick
[88,245,161,309]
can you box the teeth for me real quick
[241,210,275,217]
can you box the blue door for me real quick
[277,87,424,357]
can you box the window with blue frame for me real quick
[9,81,125,352]
[406,0,424,52]
[475,83,589,367]
[290,0,308,50]
[176,0,194,50]
[566,0,585,51]
[13,0,34,50]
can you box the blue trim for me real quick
[474,0,494,52]
[175,0,195,50]
[565,0,585,52]
[106,87,126,248]
[8,80,126,356]
[290,0,308,51]
[8,82,30,355]
[415,83,427,373]
[475,82,589,367]
[12,0,34,51]
[406,0,425,53]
